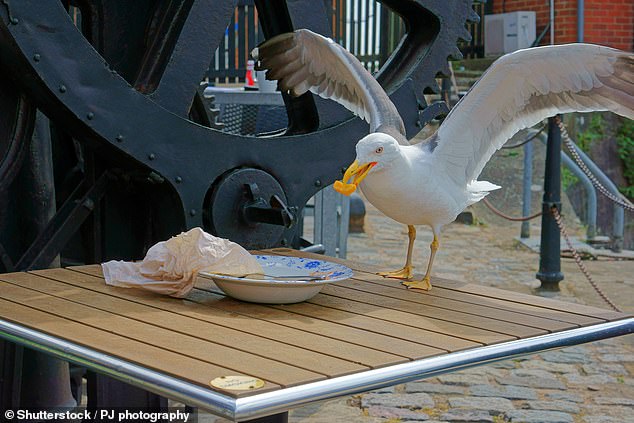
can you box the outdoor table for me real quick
[0,248,632,422]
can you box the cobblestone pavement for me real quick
[205,194,634,423]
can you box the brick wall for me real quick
[491,0,633,51]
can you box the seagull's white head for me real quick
[333,133,401,196]
[355,133,401,171]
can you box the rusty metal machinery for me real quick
[0,0,477,412]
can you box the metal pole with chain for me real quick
[484,117,625,311]
[550,206,621,312]
[536,116,565,289]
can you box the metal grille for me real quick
[218,104,287,136]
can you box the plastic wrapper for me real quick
[101,227,262,297]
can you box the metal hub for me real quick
[206,168,295,249]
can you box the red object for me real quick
[245,60,257,90]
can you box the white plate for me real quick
[200,255,353,304]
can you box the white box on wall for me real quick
[485,11,537,56]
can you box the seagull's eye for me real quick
[375,147,384,154]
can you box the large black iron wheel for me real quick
[0,0,476,258]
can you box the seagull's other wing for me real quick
[431,43,634,187]
[252,29,408,145]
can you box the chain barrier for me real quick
[501,125,545,149]
[555,116,634,213]
[550,205,621,312]
[484,118,625,311]
[482,197,542,222]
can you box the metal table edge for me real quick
[1,317,632,422]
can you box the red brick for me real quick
[493,0,632,49]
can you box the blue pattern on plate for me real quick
[251,255,353,284]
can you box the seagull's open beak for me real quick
[333,160,377,196]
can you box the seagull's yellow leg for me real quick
[403,233,439,291]
[378,225,416,279]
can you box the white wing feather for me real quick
[431,44,634,187]
[252,29,408,145]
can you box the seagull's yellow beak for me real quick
[333,160,377,196]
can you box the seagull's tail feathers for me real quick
[466,180,501,205]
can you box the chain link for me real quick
[555,116,634,213]
[550,206,621,312]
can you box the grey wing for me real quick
[252,29,408,145]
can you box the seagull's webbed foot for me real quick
[377,265,413,280]
[403,276,432,291]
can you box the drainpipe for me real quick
[577,0,584,42]
[550,0,555,44]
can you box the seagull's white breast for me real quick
[358,146,465,227]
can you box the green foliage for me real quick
[616,119,634,199]
[575,113,633,200]
[576,114,605,152]
[561,167,579,191]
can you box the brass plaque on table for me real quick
[210,375,265,391]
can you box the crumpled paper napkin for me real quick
[101,227,262,298]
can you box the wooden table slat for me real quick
[318,285,548,337]
[192,280,489,350]
[433,277,629,321]
[324,282,575,332]
[190,285,447,359]
[346,273,604,326]
[0,277,324,387]
[0,298,280,397]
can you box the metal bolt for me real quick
[314,179,322,187]
[175,176,182,183]
[87,112,94,120]
[10,17,18,24]
[341,167,347,175]
[115,134,124,142]
[33,54,41,62]
[189,209,197,216]
[280,238,288,246]
[148,153,156,160]
[59,85,66,93]
[415,120,422,128]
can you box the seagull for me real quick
[252,29,634,290]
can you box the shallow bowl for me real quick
[200,255,353,304]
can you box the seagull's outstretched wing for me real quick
[252,29,408,145]
[431,44,634,187]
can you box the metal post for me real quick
[15,112,76,409]
[530,129,598,241]
[520,141,533,238]
[536,117,564,289]
[563,141,624,251]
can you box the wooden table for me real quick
[0,248,632,421]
